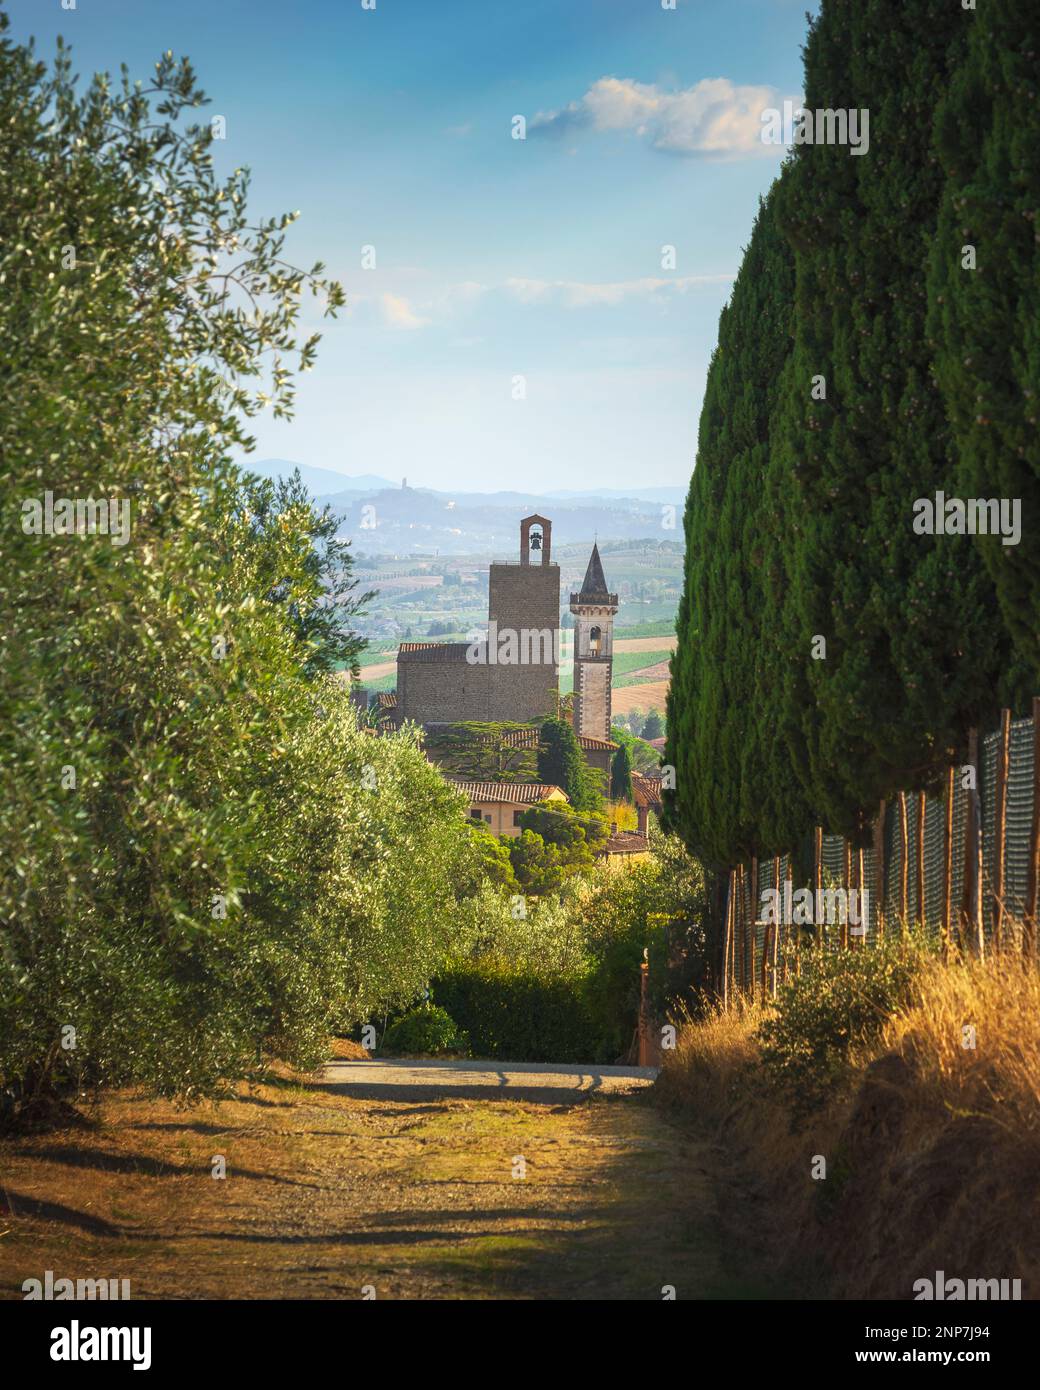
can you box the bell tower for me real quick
[520,514,552,565]
[570,543,617,743]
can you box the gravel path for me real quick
[318,1057,658,1105]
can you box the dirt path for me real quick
[0,1058,767,1301]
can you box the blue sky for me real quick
[9,0,812,492]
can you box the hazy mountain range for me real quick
[241,459,687,555]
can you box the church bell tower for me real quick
[570,543,617,743]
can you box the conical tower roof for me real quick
[578,543,610,602]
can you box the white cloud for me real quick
[531,76,789,158]
[380,293,430,330]
[503,274,732,308]
[343,271,731,332]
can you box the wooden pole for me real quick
[743,863,752,996]
[742,863,750,994]
[841,839,851,949]
[961,728,984,957]
[875,800,887,942]
[749,857,758,1000]
[916,793,927,929]
[775,857,785,989]
[814,826,823,947]
[737,864,746,996]
[732,867,740,996]
[856,845,866,947]
[1027,697,1040,959]
[943,765,954,960]
[722,870,734,1009]
[899,792,910,932]
[638,951,649,1067]
[759,878,770,1003]
[993,709,1011,950]
[794,851,801,976]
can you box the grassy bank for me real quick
[656,942,1040,1299]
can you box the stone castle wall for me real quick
[398,658,558,725]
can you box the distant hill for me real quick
[235,460,686,554]
[313,485,680,556]
[240,458,396,497]
[546,486,686,506]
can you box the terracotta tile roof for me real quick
[599,830,650,855]
[500,728,616,752]
[632,772,664,809]
[398,641,473,663]
[446,779,568,805]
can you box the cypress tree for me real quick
[771,0,999,837]
[667,187,802,866]
[537,718,595,810]
[640,710,664,741]
[669,0,1032,874]
[610,742,634,801]
[928,0,1040,702]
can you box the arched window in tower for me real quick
[529,527,542,554]
[589,624,602,656]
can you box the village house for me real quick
[596,825,651,870]
[446,779,569,837]
[631,771,664,835]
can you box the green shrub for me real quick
[382,1004,469,1057]
[434,965,605,1063]
[431,831,708,1065]
[757,935,933,1110]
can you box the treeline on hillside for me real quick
[0,22,477,1116]
[667,0,1039,870]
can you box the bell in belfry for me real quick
[530,529,542,551]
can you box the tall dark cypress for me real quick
[667,187,801,866]
[538,718,595,810]
[610,742,634,802]
[772,0,1000,838]
[669,0,1034,875]
[928,0,1040,703]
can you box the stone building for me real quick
[392,516,619,780]
[396,515,560,726]
[596,827,651,870]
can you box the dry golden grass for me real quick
[660,948,1040,1137]
[654,945,1040,1297]
[883,952,1040,1141]
[657,999,764,1116]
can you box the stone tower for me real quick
[396,514,560,726]
[570,543,617,743]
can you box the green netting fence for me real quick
[724,707,1039,999]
